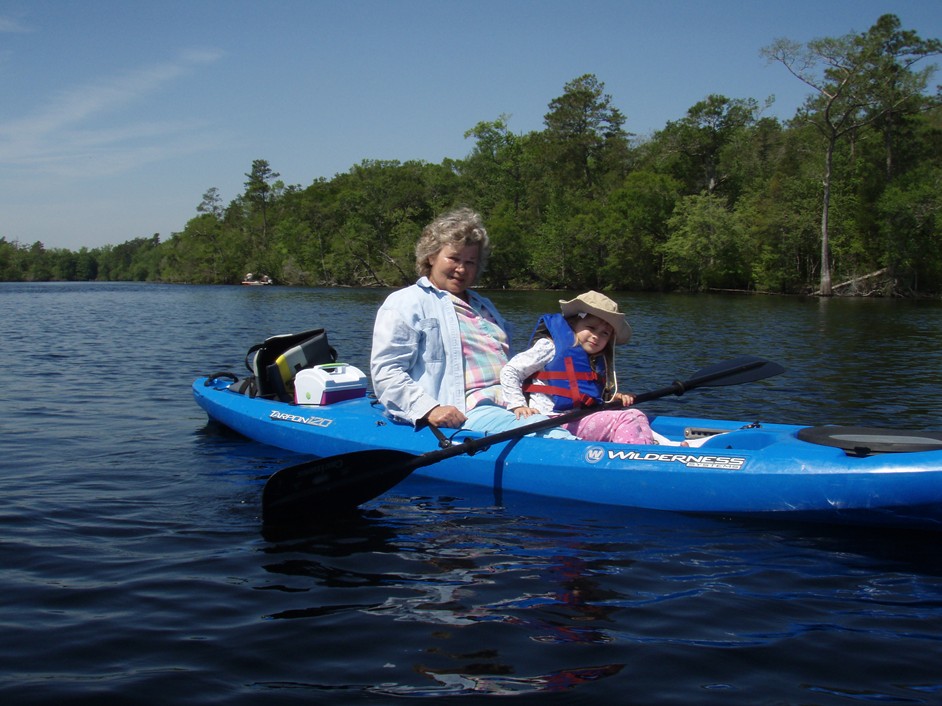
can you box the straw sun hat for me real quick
[558,291,632,344]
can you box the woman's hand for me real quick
[512,406,541,419]
[425,405,467,429]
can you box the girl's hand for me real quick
[613,392,635,407]
[512,406,541,419]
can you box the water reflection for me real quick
[491,554,621,645]
[257,480,942,692]
[371,661,624,697]
[259,492,634,696]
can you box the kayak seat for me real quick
[797,426,942,456]
[245,328,338,402]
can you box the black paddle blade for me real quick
[262,449,419,527]
[688,355,785,387]
[633,355,785,404]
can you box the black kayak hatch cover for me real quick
[797,425,942,455]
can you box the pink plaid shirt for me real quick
[451,294,510,410]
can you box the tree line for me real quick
[3,15,940,296]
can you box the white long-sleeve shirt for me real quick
[499,337,559,415]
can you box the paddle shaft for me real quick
[400,355,771,471]
[261,355,781,525]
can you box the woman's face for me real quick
[573,315,614,355]
[428,243,480,296]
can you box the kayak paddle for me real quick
[261,355,784,527]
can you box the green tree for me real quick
[243,159,281,252]
[197,187,224,219]
[662,193,748,291]
[528,194,576,288]
[51,249,77,280]
[863,15,942,181]
[877,163,942,292]
[462,115,527,215]
[0,237,24,281]
[601,171,682,290]
[75,247,98,280]
[26,241,52,281]
[541,74,629,196]
[763,14,941,295]
[478,200,528,289]
[655,94,767,200]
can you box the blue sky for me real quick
[1,0,940,251]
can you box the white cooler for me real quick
[294,364,367,405]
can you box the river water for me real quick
[2,282,942,704]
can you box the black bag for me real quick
[244,328,337,401]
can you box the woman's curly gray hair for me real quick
[415,208,490,281]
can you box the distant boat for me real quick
[241,273,273,286]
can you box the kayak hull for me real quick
[193,376,942,528]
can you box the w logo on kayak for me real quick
[584,446,606,464]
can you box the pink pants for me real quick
[563,408,655,445]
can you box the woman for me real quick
[370,208,572,437]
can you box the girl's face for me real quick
[428,243,479,297]
[573,315,613,355]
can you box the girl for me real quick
[500,291,663,445]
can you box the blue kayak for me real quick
[193,373,942,529]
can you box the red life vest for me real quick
[522,314,605,411]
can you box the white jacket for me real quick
[370,277,510,425]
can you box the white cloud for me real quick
[0,16,31,33]
[0,48,226,178]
